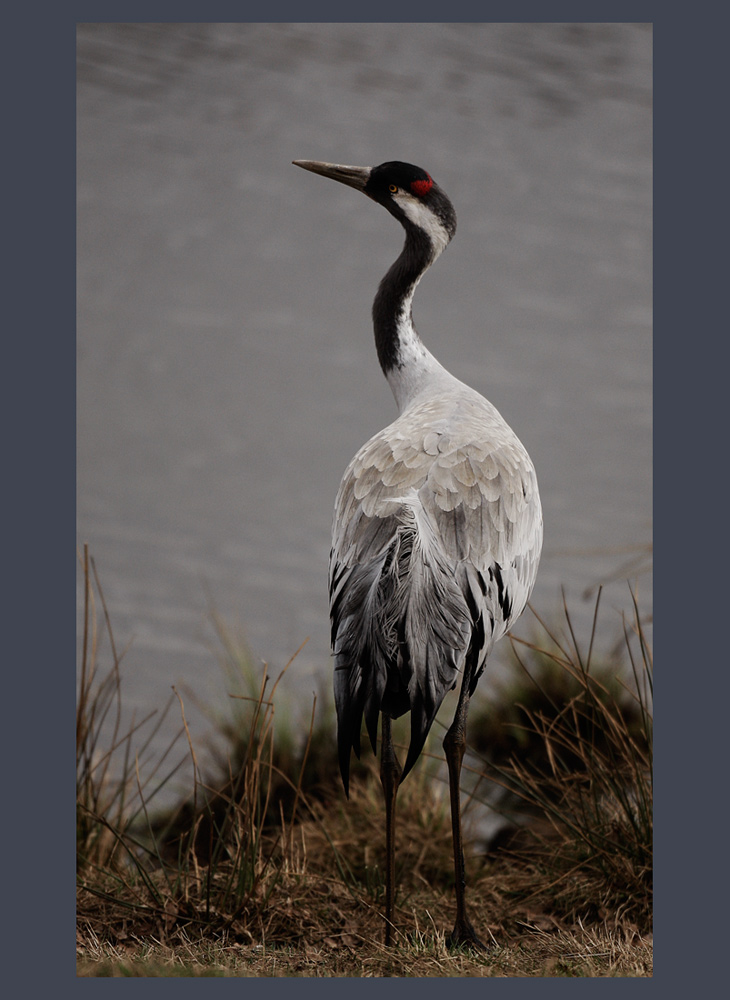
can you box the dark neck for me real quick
[372,224,435,376]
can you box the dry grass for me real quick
[76,548,652,977]
[76,924,652,977]
[468,590,653,932]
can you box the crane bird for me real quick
[293,158,543,949]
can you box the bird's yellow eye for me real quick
[389,184,398,193]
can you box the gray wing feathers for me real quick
[331,504,471,785]
[330,393,542,788]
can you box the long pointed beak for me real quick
[293,159,371,192]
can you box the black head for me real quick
[293,158,457,245]
[364,161,435,201]
[365,161,457,241]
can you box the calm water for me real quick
[77,23,652,772]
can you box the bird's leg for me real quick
[443,674,487,951]
[380,712,402,946]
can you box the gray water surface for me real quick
[77,23,652,769]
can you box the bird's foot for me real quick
[446,918,490,952]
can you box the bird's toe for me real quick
[446,919,491,952]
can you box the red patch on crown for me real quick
[410,175,433,197]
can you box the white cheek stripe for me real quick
[394,193,451,257]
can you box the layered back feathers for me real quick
[329,392,542,792]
